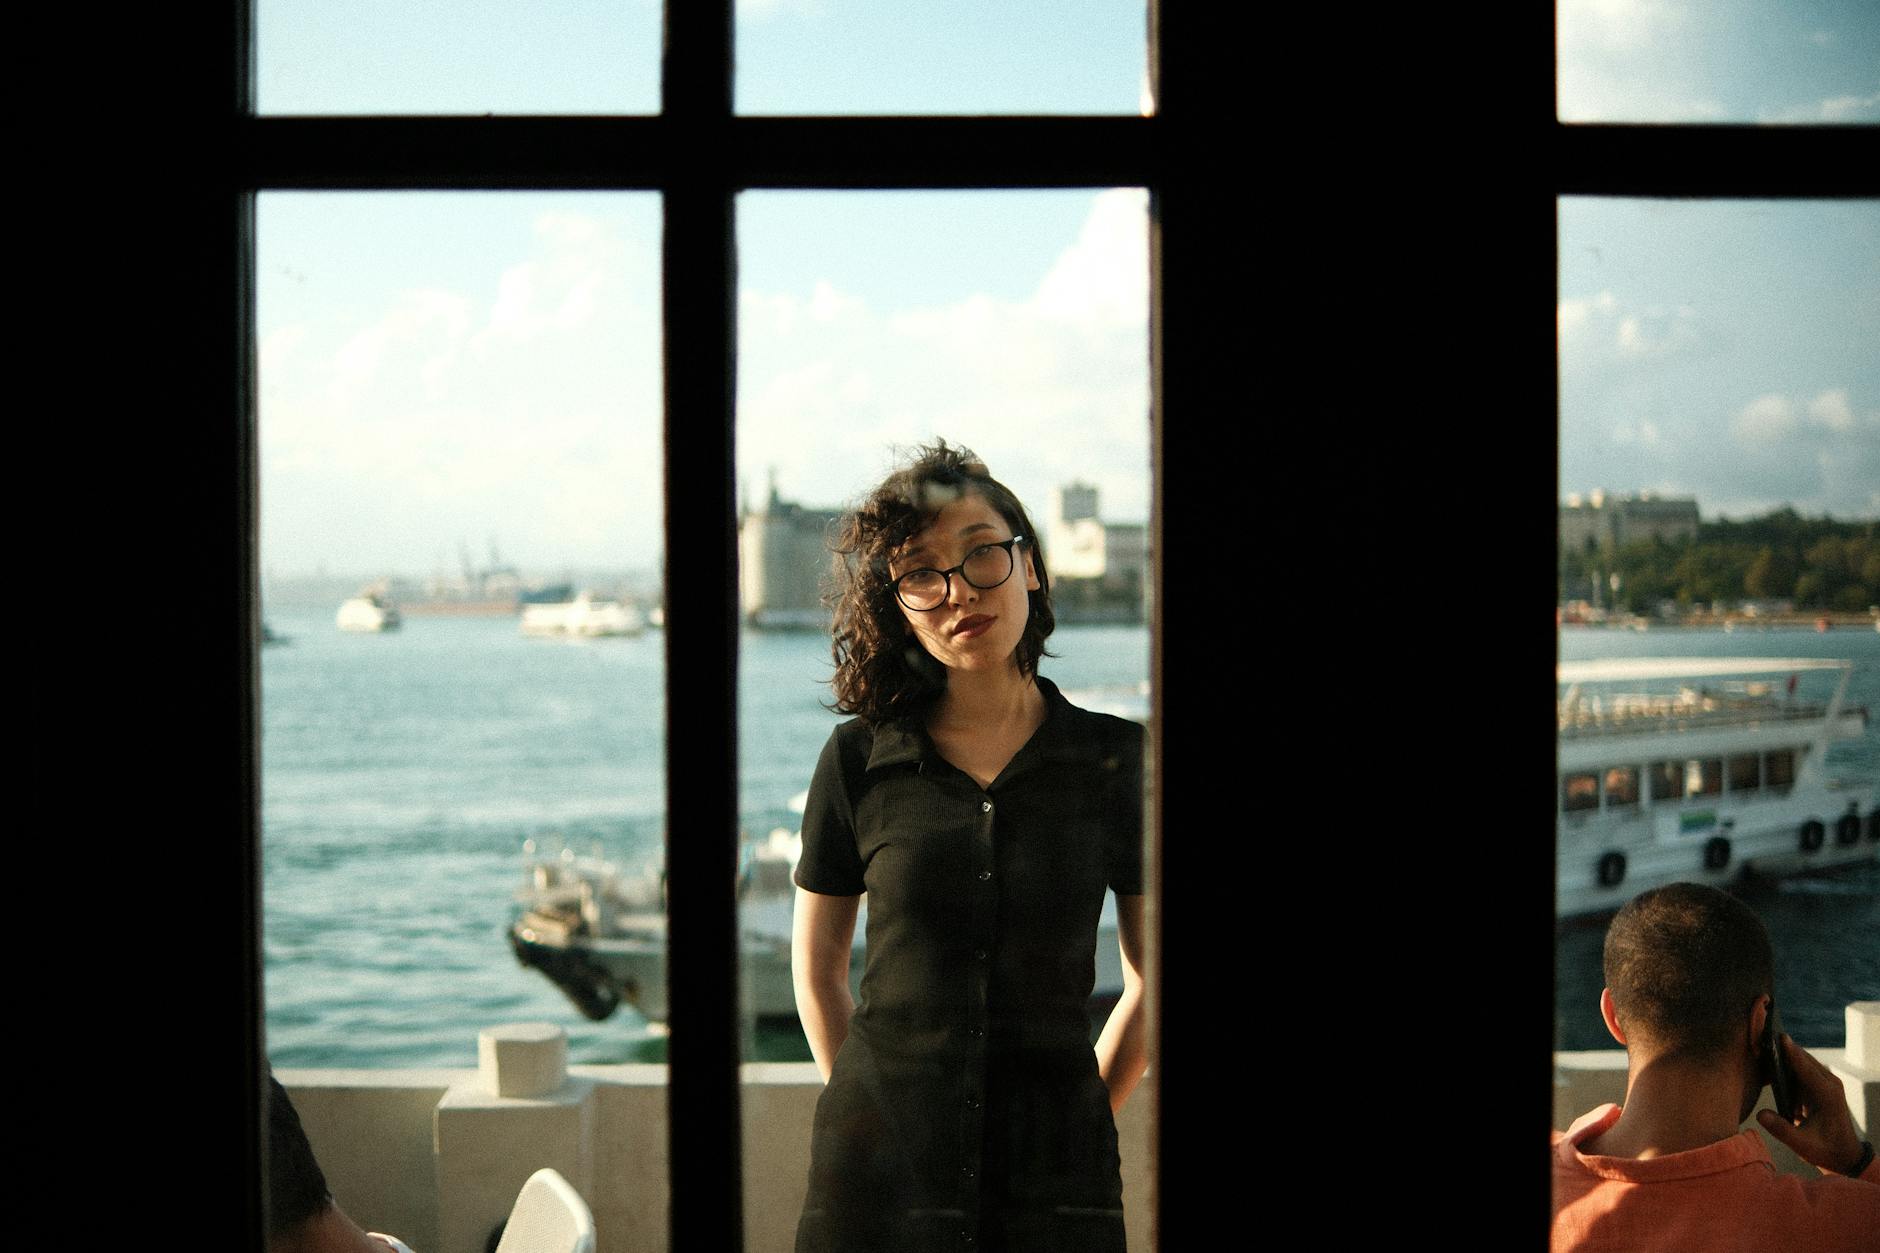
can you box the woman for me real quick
[792,441,1148,1253]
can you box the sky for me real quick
[254,3,1878,579]
[1558,1,1880,522]
[1559,199,1879,522]
[1558,0,1880,123]
[254,0,1152,580]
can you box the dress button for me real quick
[974,948,988,960]
[980,800,992,813]
[961,1234,975,1246]
[966,1096,980,1109]
[977,869,991,881]
[970,1025,984,1037]
[962,1165,975,1178]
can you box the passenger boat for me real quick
[519,591,646,638]
[336,594,401,632]
[1557,657,1878,917]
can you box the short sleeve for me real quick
[1104,719,1146,896]
[793,725,867,896]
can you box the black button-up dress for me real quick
[794,677,1144,1253]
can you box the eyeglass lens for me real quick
[898,542,1014,609]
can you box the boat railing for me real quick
[1558,691,1837,738]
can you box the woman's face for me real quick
[889,488,1039,676]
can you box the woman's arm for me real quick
[792,886,862,1082]
[1095,892,1148,1114]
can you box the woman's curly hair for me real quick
[826,440,1054,724]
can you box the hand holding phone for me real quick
[1754,1019,1868,1177]
[1760,999,1798,1123]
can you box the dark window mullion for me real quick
[662,3,743,1251]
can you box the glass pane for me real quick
[1555,197,1880,1065]
[260,192,665,1247]
[1603,766,1639,807]
[1558,0,1880,123]
[257,0,660,115]
[737,189,1153,1249]
[737,0,1151,115]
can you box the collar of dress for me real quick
[864,675,1074,776]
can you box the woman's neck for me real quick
[931,663,1042,735]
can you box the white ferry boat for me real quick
[335,594,401,632]
[519,591,646,638]
[1557,657,1877,917]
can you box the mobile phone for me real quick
[1761,999,1799,1123]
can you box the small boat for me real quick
[336,594,401,632]
[520,591,646,638]
[1557,657,1878,917]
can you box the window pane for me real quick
[1728,752,1761,792]
[1765,748,1796,790]
[737,189,1153,1250]
[1689,759,1724,797]
[1649,760,1684,801]
[1562,773,1599,813]
[257,0,659,115]
[737,0,1150,115]
[1603,766,1639,807]
[1559,199,1879,625]
[1558,0,1880,124]
[261,189,668,1247]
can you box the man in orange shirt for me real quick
[1552,882,1878,1251]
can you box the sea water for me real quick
[261,612,1149,1067]
[261,612,1878,1066]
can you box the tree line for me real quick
[1559,508,1879,614]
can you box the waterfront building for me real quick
[738,479,841,629]
[1047,482,1149,621]
[1560,489,1701,552]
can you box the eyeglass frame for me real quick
[891,535,1028,612]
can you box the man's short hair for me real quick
[1602,882,1774,1060]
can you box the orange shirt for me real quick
[1552,1104,1880,1252]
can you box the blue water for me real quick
[261,613,1877,1065]
[1553,626,1880,1051]
[260,611,1148,1068]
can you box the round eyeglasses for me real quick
[893,535,1026,612]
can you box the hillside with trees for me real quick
[1559,508,1879,614]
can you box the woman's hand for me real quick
[1095,893,1148,1114]
[1755,1033,1869,1176]
[792,887,861,1083]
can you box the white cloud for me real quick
[1558,290,1617,340]
[1807,388,1855,432]
[1820,92,1880,121]
[1731,393,1797,444]
[1558,0,1689,55]
[737,191,1152,523]
[1033,189,1149,327]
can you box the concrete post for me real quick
[1837,1001,1878,1135]
[435,1025,598,1253]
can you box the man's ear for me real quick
[1599,987,1628,1046]
[1748,993,1771,1060]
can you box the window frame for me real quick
[221,4,1214,1249]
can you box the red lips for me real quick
[951,614,995,639]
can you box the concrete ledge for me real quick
[280,1060,1150,1253]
